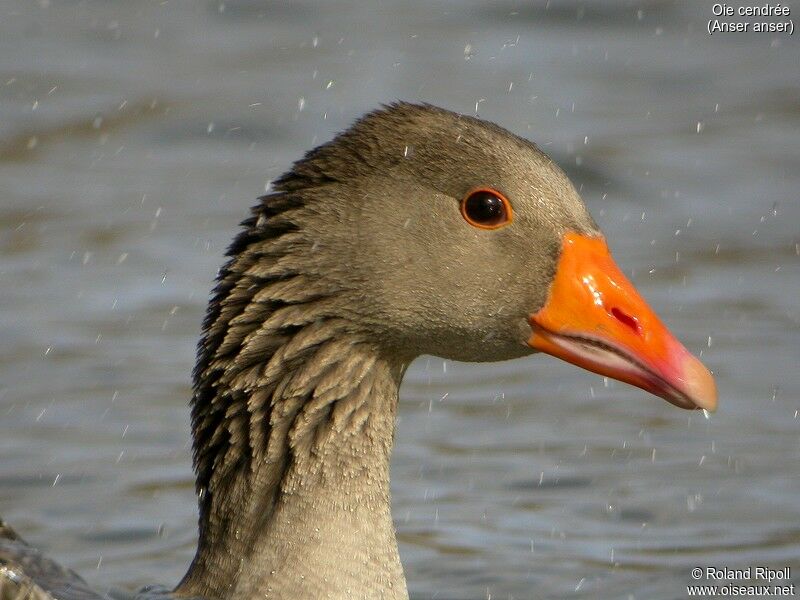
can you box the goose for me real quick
[0,102,717,600]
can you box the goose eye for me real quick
[460,188,513,230]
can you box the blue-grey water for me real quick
[1,1,798,598]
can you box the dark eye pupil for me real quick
[465,191,504,224]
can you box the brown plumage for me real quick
[176,103,598,599]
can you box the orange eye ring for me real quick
[460,187,514,230]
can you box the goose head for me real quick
[276,103,716,411]
[179,102,718,599]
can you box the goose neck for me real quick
[178,331,409,600]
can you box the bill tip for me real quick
[682,355,718,412]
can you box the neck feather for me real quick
[176,193,408,599]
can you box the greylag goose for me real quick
[0,103,717,600]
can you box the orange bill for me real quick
[528,232,717,411]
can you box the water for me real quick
[1,1,798,598]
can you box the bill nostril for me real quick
[611,307,642,335]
